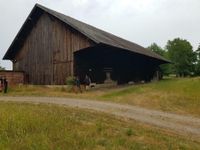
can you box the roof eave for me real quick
[36,4,100,44]
[3,5,41,60]
[99,42,170,64]
[3,4,100,60]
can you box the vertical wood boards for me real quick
[13,13,94,85]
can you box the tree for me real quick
[166,38,196,77]
[148,43,171,76]
[148,43,165,56]
[194,44,200,75]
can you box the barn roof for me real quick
[3,4,169,63]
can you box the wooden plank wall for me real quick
[13,13,94,85]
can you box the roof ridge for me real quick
[36,4,100,43]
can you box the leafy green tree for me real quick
[148,43,165,56]
[166,38,196,77]
[194,44,200,75]
[197,44,200,58]
[148,43,171,76]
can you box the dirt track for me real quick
[0,96,200,139]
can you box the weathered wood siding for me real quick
[13,13,94,85]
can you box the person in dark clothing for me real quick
[3,78,8,93]
[84,75,91,90]
[75,76,82,93]
[0,78,3,92]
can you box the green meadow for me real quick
[0,102,199,150]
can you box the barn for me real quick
[3,4,169,85]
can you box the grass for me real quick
[2,77,200,117]
[0,102,199,149]
[100,77,200,116]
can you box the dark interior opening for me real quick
[74,44,162,84]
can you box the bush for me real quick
[126,128,134,136]
[66,76,75,85]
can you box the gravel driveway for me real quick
[0,96,200,139]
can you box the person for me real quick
[3,78,8,93]
[0,77,3,92]
[75,76,82,93]
[84,74,91,90]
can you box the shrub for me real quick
[66,76,75,85]
[126,128,134,136]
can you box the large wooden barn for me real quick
[3,4,169,85]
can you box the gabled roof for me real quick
[3,4,169,63]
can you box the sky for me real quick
[0,0,200,69]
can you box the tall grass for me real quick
[101,77,200,116]
[0,102,199,149]
[3,77,200,116]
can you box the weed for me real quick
[126,128,134,136]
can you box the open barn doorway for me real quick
[74,44,160,84]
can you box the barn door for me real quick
[53,50,73,85]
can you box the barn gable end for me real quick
[13,12,94,85]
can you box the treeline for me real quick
[148,38,200,77]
